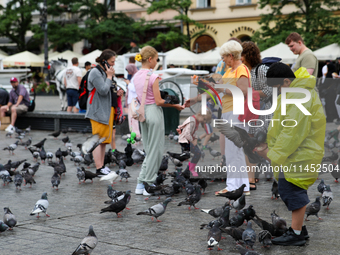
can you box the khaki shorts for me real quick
[9,104,28,115]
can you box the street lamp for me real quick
[40,0,49,81]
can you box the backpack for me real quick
[255,57,281,105]
[78,66,105,110]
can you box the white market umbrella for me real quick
[261,42,297,64]
[198,47,221,65]
[38,51,60,59]
[313,43,340,61]
[165,47,200,66]
[0,49,8,56]
[49,50,83,65]
[78,49,102,67]
[3,51,44,67]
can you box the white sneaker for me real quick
[143,188,151,196]
[102,166,111,174]
[135,183,144,195]
[96,166,111,176]
[5,124,14,132]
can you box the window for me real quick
[197,0,211,8]
[107,0,115,11]
[236,0,251,4]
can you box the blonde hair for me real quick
[139,46,158,63]
[220,40,243,60]
[196,108,212,122]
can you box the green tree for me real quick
[32,0,84,51]
[0,0,40,52]
[253,0,340,51]
[121,0,204,50]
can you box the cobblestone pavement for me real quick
[1,102,340,254]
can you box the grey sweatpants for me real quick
[137,104,164,184]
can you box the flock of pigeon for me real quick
[0,125,338,254]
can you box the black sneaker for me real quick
[272,227,306,246]
[302,225,309,240]
[96,166,111,177]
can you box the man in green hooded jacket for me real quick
[256,63,326,246]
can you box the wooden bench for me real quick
[15,111,130,135]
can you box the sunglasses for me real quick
[10,81,16,83]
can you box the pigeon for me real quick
[76,167,86,184]
[177,185,202,210]
[5,131,13,137]
[201,202,230,218]
[235,244,261,255]
[216,122,267,163]
[100,171,119,186]
[271,180,279,199]
[252,214,286,237]
[30,192,50,218]
[116,168,131,182]
[61,136,70,144]
[25,125,31,133]
[28,147,40,161]
[18,137,32,148]
[220,227,244,242]
[1,173,12,186]
[155,172,167,185]
[82,168,98,183]
[242,221,256,249]
[173,135,179,142]
[40,146,47,163]
[240,205,256,222]
[48,157,66,176]
[106,186,124,201]
[331,162,340,182]
[230,211,246,227]
[61,128,68,134]
[258,230,272,248]
[207,146,221,159]
[168,130,174,140]
[231,194,246,212]
[46,152,54,162]
[322,185,333,210]
[3,207,17,230]
[131,148,145,164]
[71,155,84,166]
[207,221,222,251]
[14,173,23,190]
[168,155,183,167]
[159,155,169,171]
[72,225,98,255]
[216,184,246,200]
[317,179,327,193]
[51,171,61,190]
[48,130,61,138]
[0,220,9,233]
[271,211,287,231]
[9,159,27,170]
[198,179,208,194]
[137,197,172,222]
[65,142,73,150]
[167,151,190,162]
[3,141,19,154]
[185,180,195,196]
[209,133,220,143]
[100,191,131,217]
[82,134,106,155]
[55,148,63,161]
[32,138,47,149]
[15,127,25,135]
[30,162,41,176]
[23,172,36,187]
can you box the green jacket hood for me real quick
[290,67,316,90]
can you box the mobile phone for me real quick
[101,60,110,70]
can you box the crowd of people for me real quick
[0,32,335,247]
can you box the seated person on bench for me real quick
[0,77,30,132]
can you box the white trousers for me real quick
[222,111,250,192]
